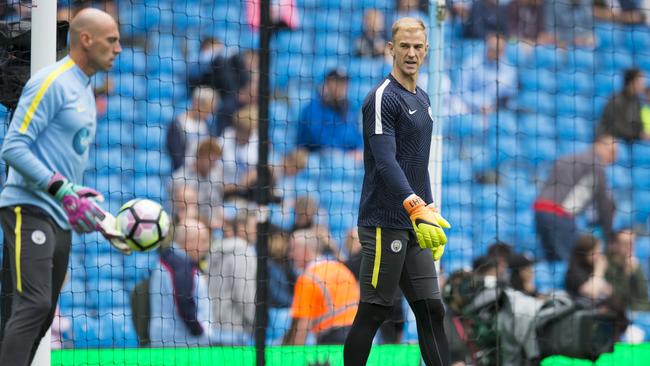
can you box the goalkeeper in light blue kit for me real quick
[0,9,122,365]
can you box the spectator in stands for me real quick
[166,86,219,172]
[393,0,429,32]
[605,229,650,311]
[208,209,257,345]
[565,234,628,338]
[487,241,513,282]
[221,104,260,196]
[543,0,594,47]
[283,229,359,345]
[594,0,645,24]
[188,38,231,92]
[472,255,500,288]
[597,68,650,142]
[149,218,213,346]
[344,227,362,277]
[509,253,544,299]
[232,148,309,204]
[1,0,30,20]
[246,0,299,31]
[534,133,617,261]
[355,9,388,59]
[460,33,517,115]
[296,68,363,155]
[268,226,295,308]
[505,0,552,44]
[171,138,224,230]
[170,183,200,224]
[291,195,342,260]
[462,0,505,39]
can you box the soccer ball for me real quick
[116,199,170,252]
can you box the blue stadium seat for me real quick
[94,147,133,174]
[519,69,557,93]
[608,165,632,189]
[633,167,650,189]
[633,190,650,224]
[525,137,558,163]
[566,48,595,71]
[445,114,485,138]
[558,140,591,157]
[272,30,313,55]
[135,101,176,125]
[87,280,128,312]
[85,253,125,282]
[556,94,594,120]
[131,175,166,200]
[556,117,594,142]
[595,22,623,51]
[118,3,146,38]
[534,261,567,293]
[72,316,101,348]
[530,45,561,69]
[172,2,202,31]
[594,72,622,97]
[143,6,174,31]
[519,113,556,139]
[632,142,650,165]
[598,51,634,73]
[134,149,172,175]
[516,90,555,113]
[59,279,88,309]
[624,26,650,53]
[123,252,159,283]
[105,96,136,124]
[98,313,139,347]
[443,160,473,184]
[556,70,594,96]
[114,47,147,75]
[314,32,352,57]
[132,124,166,150]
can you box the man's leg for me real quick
[400,236,450,366]
[344,227,408,366]
[28,224,71,363]
[535,211,576,262]
[0,206,57,366]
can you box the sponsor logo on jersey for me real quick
[73,127,90,155]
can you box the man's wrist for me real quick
[403,193,424,213]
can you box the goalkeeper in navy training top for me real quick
[343,17,451,366]
[0,9,122,366]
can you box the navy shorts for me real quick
[357,226,441,306]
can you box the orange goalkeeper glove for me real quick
[403,194,451,259]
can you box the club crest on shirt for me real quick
[390,240,403,253]
[73,127,90,155]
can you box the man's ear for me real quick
[387,41,394,57]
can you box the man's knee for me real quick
[21,296,52,319]
[412,298,445,321]
[359,302,392,324]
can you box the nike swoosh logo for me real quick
[408,109,417,115]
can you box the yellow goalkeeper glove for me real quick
[403,194,451,256]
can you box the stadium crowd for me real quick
[2,0,650,363]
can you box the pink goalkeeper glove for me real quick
[47,172,104,233]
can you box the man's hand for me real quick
[403,194,451,253]
[93,205,132,255]
[47,173,103,233]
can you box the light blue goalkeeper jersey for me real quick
[0,56,96,230]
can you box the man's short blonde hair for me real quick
[391,17,427,41]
